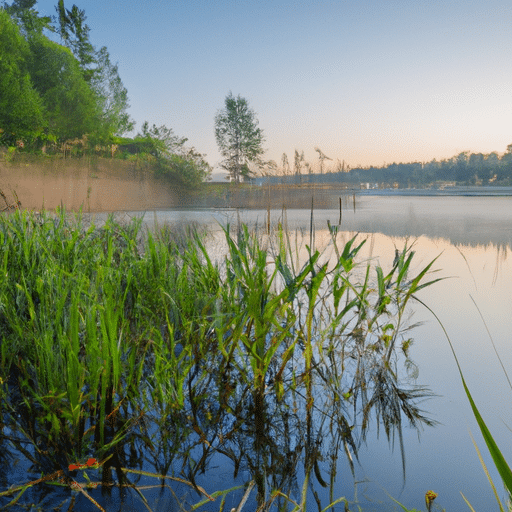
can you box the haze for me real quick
[35,0,512,171]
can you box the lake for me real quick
[115,194,512,511]
[4,195,511,511]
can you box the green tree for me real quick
[0,8,44,145]
[136,122,211,188]
[482,151,500,184]
[2,0,52,36]
[454,151,471,183]
[27,34,101,140]
[214,92,265,183]
[91,46,134,136]
[499,144,512,183]
[56,0,96,82]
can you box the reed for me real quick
[0,208,440,511]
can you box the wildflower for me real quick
[425,490,438,512]
[68,458,98,471]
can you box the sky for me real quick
[34,0,512,174]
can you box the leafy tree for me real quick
[499,144,512,183]
[91,46,134,136]
[56,0,96,82]
[0,8,44,145]
[214,92,265,183]
[2,0,52,36]
[27,34,101,140]
[133,122,211,188]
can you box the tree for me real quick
[0,8,44,145]
[214,92,265,184]
[56,0,96,82]
[294,150,304,175]
[27,34,101,140]
[2,0,52,36]
[132,122,211,188]
[281,152,290,176]
[91,46,134,136]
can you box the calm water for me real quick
[117,195,512,511]
[32,196,511,511]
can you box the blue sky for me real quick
[34,0,512,173]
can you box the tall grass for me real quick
[0,209,440,511]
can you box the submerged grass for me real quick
[0,208,440,511]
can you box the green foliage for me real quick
[55,0,96,82]
[0,2,134,149]
[214,92,265,183]
[0,8,44,145]
[117,122,211,188]
[2,0,52,36]
[27,34,102,140]
[155,153,210,189]
[91,46,134,136]
[0,212,440,510]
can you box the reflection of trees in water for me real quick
[491,243,509,286]
[330,196,512,250]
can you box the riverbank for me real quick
[3,155,512,212]
[0,155,355,211]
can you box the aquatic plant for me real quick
[0,208,440,511]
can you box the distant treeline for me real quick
[261,147,512,188]
[0,1,210,188]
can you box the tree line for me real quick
[212,94,512,188]
[0,0,211,188]
[262,147,512,187]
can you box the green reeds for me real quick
[0,208,440,511]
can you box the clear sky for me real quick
[34,0,512,173]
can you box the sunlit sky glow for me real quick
[35,0,512,173]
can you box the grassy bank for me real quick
[0,209,439,511]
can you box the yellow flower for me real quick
[425,490,438,512]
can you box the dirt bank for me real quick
[0,156,184,212]
[0,155,355,212]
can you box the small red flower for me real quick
[86,458,97,467]
[68,464,80,471]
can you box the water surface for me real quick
[148,196,511,511]
[82,196,512,510]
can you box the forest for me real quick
[0,1,210,188]
[260,145,512,188]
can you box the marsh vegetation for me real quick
[0,209,441,511]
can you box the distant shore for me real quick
[359,186,512,196]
